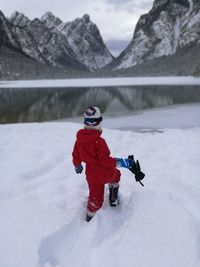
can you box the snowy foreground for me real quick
[0,121,200,267]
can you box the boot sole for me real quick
[110,199,120,207]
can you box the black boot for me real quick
[86,210,96,222]
[109,183,120,207]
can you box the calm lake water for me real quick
[0,85,200,123]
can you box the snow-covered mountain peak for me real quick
[0,10,113,71]
[115,0,200,70]
[56,14,113,70]
[82,14,90,23]
[153,0,190,10]
[152,0,168,9]
[58,14,92,34]
[41,11,62,29]
[10,11,30,27]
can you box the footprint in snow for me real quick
[38,194,133,267]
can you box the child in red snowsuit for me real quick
[72,106,134,221]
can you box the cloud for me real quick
[103,0,153,13]
[138,0,154,10]
[105,38,131,56]
[1,0,92,21]
[0,0,154,55]
[104,0,133,5]
[86,0,142,40]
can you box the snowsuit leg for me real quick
[87,183,105,213]
[106,168,121,184]
[87,168,121,213]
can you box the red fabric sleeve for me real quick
[96,138,116,168]
[72,141,82,167]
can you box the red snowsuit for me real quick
[72,129,121,212]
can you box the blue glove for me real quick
[116,158,134,169]
[75,164,83,174]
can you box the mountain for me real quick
[114,0,200,73]
[0,10,20,49]
[105,42,200,77]
[1,0,199,79]
[0,10,113,75]
[0,45,89,80]
[42,12,114,70]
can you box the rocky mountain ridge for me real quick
[1,0,200,79]
[114,0,200,71]
[0,10,113,72]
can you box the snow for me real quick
[115,30,150,69]
[0,108,200,267]
[188,0,194,14]
[10,12,30,27]
[173,18,181,54]
[41,12,62,29]
[1,76,200,88]
[103,104,200,130]
[54,15,113,71]
[65,103,200,130]
[151,12,174,57]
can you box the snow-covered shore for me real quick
[1,76,200,88]
[0,121,200,267]
[65,103,200,131]
[103,103,200,130]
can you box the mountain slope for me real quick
[8,11,87,70]
[114,0,200,71]
[44,13,114,70]
[1,10,113,72]
[108,42,200,76]
[0,45,90,80]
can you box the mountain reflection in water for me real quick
[0,85,200,123]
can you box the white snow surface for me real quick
[0,118,200,267]
[1,76,200,88]
[103,104,200,130]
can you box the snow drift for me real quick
[0,121,200,267]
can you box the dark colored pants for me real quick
[87,168,121,212]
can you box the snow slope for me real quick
[0,121,200,267]
[115,0,200,70]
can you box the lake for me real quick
[0,83,200,123]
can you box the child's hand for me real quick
[75,164,83,174]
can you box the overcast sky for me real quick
[1,0,154,56]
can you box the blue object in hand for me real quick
[75,164,83,174]
[116,158,134,169]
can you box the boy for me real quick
[72,105,134,222]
